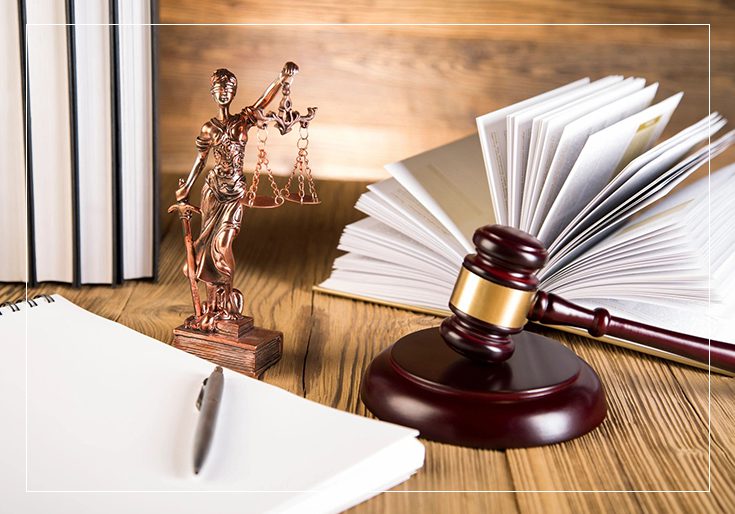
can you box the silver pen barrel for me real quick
[193,366,224,474]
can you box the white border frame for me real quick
[23,22,713,496]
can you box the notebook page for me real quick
[0,300,279,514]
[1,296,423,513]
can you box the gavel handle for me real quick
[528,291,735,373]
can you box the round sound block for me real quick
[361,328,607,448]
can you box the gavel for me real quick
[441,224,735,374]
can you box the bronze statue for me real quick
[169,63,318,376]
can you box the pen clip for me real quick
[196,377,208,411]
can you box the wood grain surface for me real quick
[157,0,735,180]
[4,176,733,513]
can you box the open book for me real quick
[1,296,424,513]
[317,76,735,370]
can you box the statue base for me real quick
[361,327,606,448]
[172,316,282,378]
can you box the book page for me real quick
[476,78,590,224]
[524,79,658,235]
[366,179,466,261]
[386,135,492,252]
[549,114,724,254]
[542,130,735,280]
[332,253,456,286]
[506,76,623,226]
[339,217,458,278]
[320,270,452,311]
[571,297,734,344]
[534,86,670,243]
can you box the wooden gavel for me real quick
[441,225,735,374]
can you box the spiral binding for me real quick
[0,294,55,315]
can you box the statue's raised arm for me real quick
[251,62,299,111]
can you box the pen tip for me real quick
[194,467,200,475]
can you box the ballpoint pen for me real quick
[193,366,225,474]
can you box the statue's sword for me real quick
[168,198,202,319]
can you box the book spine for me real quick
[18,0,36,287]
[110,0,123,285]
[150,0,160,282]
[66,0,81,288]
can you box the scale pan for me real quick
[246,196,284,209]
[285,192,321,205]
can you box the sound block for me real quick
[173,317,282,378]
[361,328,606,448]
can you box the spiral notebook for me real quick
[0,295,424,514]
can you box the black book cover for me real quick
[66,0,81,288]
[151,0,160,282]
[18,0,36,287]
[110,0,123,284]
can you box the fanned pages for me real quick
[319,76,735,368]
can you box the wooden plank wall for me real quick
[158,1,735,180]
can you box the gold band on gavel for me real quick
[448,267,535,329]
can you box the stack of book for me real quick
[318,76,735,365]
[1,0,158,286]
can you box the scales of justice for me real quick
[169,62,318,377]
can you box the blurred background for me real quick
[158,1,735,181]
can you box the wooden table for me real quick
[4,179,734,513]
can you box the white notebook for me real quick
[0,295,424,513]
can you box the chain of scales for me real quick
[245,123,320,208]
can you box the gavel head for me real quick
[440,225,548,363]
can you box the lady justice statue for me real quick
[169,62,317,377]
